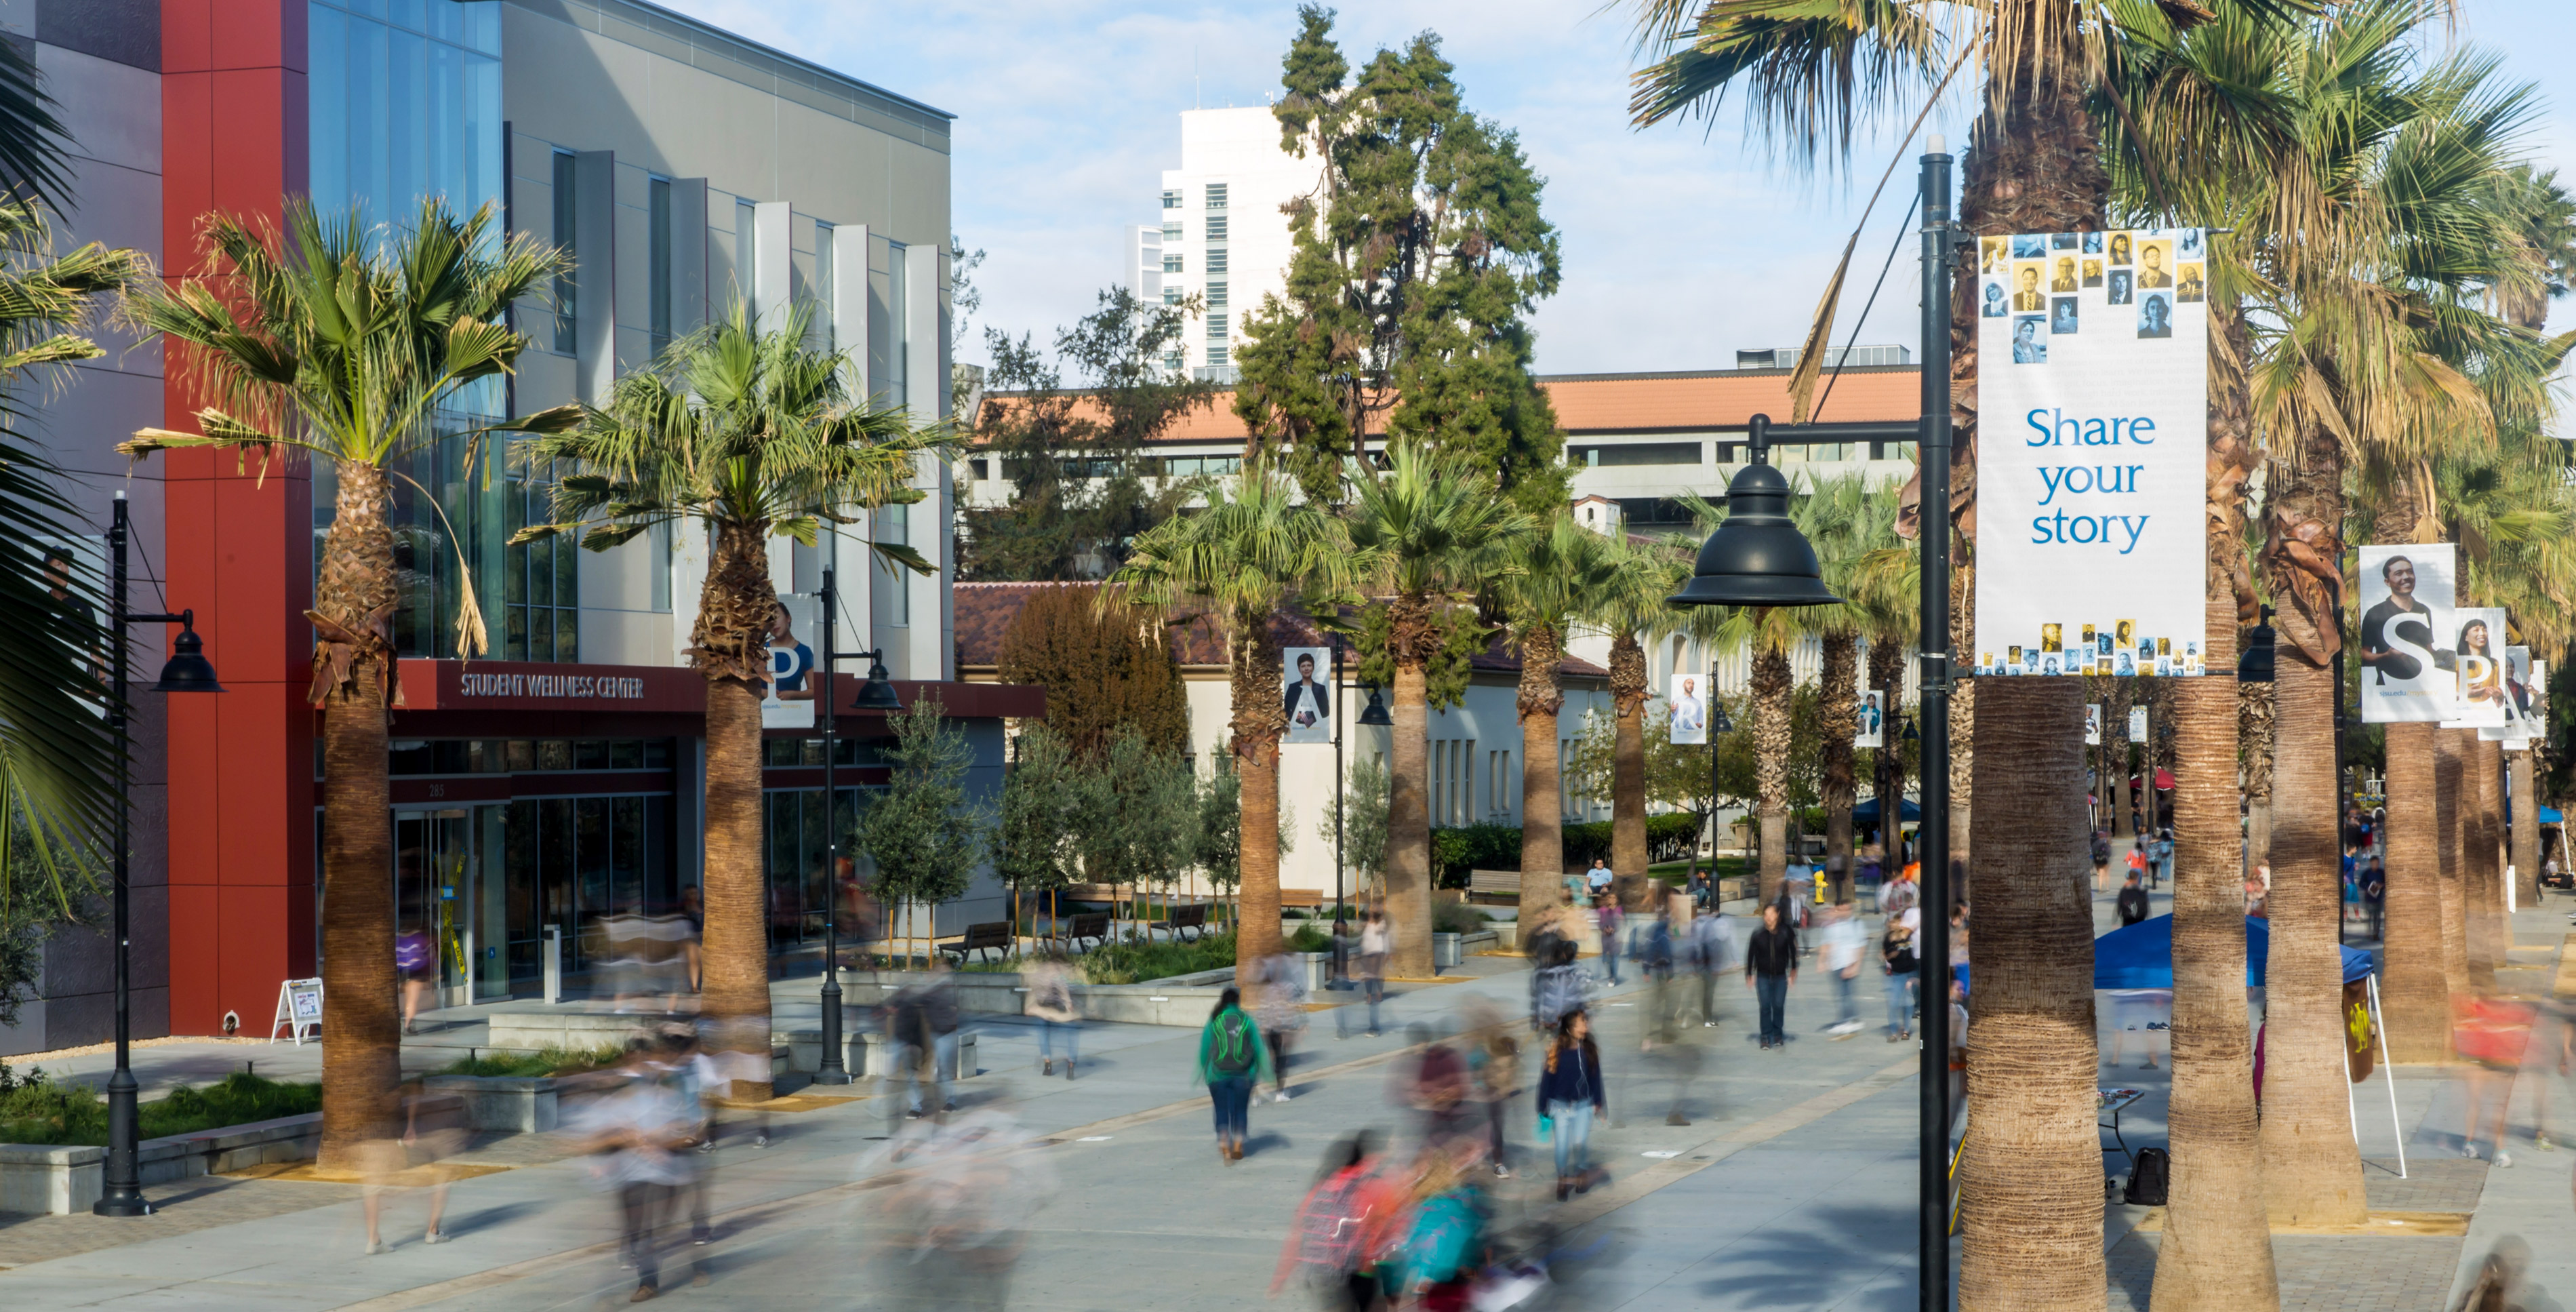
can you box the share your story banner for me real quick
[1972,228,2211,679]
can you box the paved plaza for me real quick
[3,855,2569,1310]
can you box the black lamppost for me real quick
[811,565,900,1086]
[96,490,222,1217]
[1704,676,1733,868]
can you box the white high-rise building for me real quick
[1153,106,1323,380]
[1123,224,1163,302]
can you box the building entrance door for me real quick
[395,809,477,1008]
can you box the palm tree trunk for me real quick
[315,460,401,1172]
[2512,749,2539,909]
[2436,730,2470,999]
[1958,678,2101,1307]
[1819,631,1859,902]
[1748,640,1791,908]
[698,520,780,1098]
[2380,720,2449,1059]
[1610,630,1651,907]
[1869,637,1904,869]
[2110,679,2134,837]
[1232,632,1287,980]
[1517,623,1568,921]
[1386,649,1435,979]
[1947,566,1976,895]
[2152,340,2277,1308]
[2242,678,2276,877]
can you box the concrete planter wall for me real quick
[1,1109,331,1216]
[424,1075,560,1133]
[1433,933,1462,970]
[777,1029,978,1080]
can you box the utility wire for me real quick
[1813,190,1922,424]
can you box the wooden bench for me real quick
[1279,888,1325,910]
[1468,870,1521,898]
[1049,911,1112,953]
[935,921,1012,966]
[1166,902,1211,942]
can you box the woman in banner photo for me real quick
[2040,623,2062,654]
[2108,231,2133,265]
[2051,297,2079,334]
[2082,258,2103,287]
[1282,648,1332,744]
[1982,281,2007,317]
[2178,229,2202,258]
[2116,618,2137,652]
[766,602,815,701]
[2458,618,2504,708]
[2137,293,2174,339]
[2083,231,2104,254]
[2013,317,2048,363]
[2115,651,2137,677]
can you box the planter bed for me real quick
[1,1109,340,1215]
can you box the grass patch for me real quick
[0,1063,321,1147]
[439,1044,625,1079]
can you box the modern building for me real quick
[2,0,1026,1055]
[953,584,1618,903]
[1148,106,1323,381]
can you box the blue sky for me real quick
[666,0,2574,376]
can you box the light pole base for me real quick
[92,1194,153,1217]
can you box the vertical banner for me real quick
[759,595,816,730]
[2356,544,2457,723]
[2442,608,2508,730]
[1855,690,1885,749]
[1973,228,2209,677]
[2487,644,2537,744]
[2086,703,2103,746]
[2129,706,2148,743]
[1282,646,1333,744]
[1668,672,1709,745]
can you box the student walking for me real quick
[1819,904,1864,1037]
[1691,907,1729,1027]
[1882,908,1918,1041]
[1539,1009,1610,1201]
[1255,950,1309,1102]
[1023,952,1082,1078]
[569,1037,696,1300]
[2116,869,2152,928]
[1745,902,1798,1049]
[1531,938,1590,1035]
[1199,987,1271,1163]
[1596,898,1625,985]
[1350,910,1391,1038]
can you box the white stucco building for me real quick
[1148,106,1325,380]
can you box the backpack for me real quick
[2123,1147,2170,1206]
[1533,964,1587,1029]
[1210,1010,1257,1076]
[1284,1168,1376,1279]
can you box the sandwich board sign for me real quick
[271,977,323,1045]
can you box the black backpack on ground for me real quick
[2123,1147,2170,1206]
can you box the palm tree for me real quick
[1843,505,1919,869]
[515,300,938,1096]
[1345,441,1530,974]
[1493,514,1626,921]
[1798,473,1886,900]
[1584,536,1691,907]
[1114,462,1359,976]
[121,199,567,1168]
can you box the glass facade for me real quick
[308,0,502,231]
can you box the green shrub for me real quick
[1431,901,1491,935]
[1428,822,1521,888]
[1563,814,1702,867]
[440,1044,626,1079]
[0,1065,320,1147]
[1080,930,1243,985]
[1287,923,1333,953]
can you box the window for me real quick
[550,152,578,354]
[1781,442,1854,463]
[1205,281,1227,310]
[1205,182,1228,210]
[1163,349,1185,371]
[650,521,672,613]
[1206,249,1229,275]
[1571,442,1702,467]
[885,241,908,410]
[1205,216,1228,242]
[1206,313,1228,340]
[1161,454,1241,477]
[874,502,910,627]
[1161,221,1182,242]
[736,197,758,304]
[1163,253,1184,274]
[1162,188,1183,209]
[1207,345,1229,367]
[1162,286,1184,306]
[813,221,835,351]
[503,443,579,662]
[648,176,672,357]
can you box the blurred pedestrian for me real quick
[1745,902,1798,1050]
[1468,1014,1521,1178]
[397,929,433,1035]
[1022,951,1082,1079]
[888,959,961,1121]
[569,1036,697,1300]
[1356,909,1391,1038]
[1199,985,1270,1163]
[1820,903,1864,1038]
[657,1025,714,1249]
[2152,829,2175,888]
[1691,906,1731,1027]
[1406,1024,1474,1147]
[359,1075,463,1254]
[695,1013,771,1150]
[1595,896,1624,986]
[2455,995,2536,1166]
[1539,1009,1609,1201]
[2364,860,2386,939]
[2116,869,2151,928]
[1390,1145,1485,1311]
[2091,831,2112,894]
[1257,949,1310,1102]
[679,886,705,993]
[1882,906,1918,1041]
[1531,938,1590,1034]
[1272,1133,1394,1309]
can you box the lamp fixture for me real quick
[1666,414,1842,610]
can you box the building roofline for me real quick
[509,0,958,129]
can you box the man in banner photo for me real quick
[1974,230,2210,677]
[2356,544,2457,723]
[1282,648,1333,744]
[1670,676,1708,745]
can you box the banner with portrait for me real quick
[2087,703,2102,746]
[1667,672,1710,745]
[2129,705,2148,744]
[2356,544,2457,723]
[1855,690,1885,749]
[1282,646,1334,744]
[760,594,817,730]
[1973,228,2211,679]
[2440,608,2508,730]
[2486,644,2538,744]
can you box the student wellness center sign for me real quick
[1973,228,2212,679]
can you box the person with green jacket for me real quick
[1199,987,1272,1163]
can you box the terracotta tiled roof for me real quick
[952,580,1605,682]
[973,365,1919,446]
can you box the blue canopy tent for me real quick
[1852,796,1923,824]
[2093,913,2372,989]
